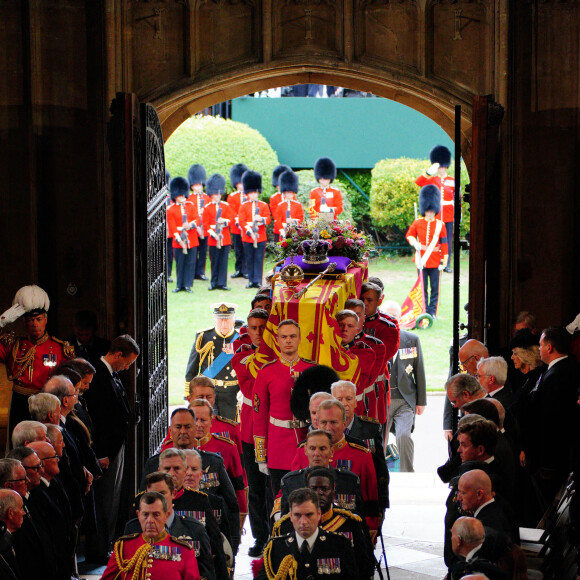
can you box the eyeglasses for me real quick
[474,373,490,379]
[24,464,43,471]
[6,478,27,484]
[43,455,60,461]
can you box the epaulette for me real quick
[300,358,316,365]
[297,440,306,449]
[260,359,277,369]
[363,335,382,345]
[197,327,214,335]
[216,415,237,427]
[116,532,140,541]
[272,513,290,535]
[53,337,75,359]
[359,415,379,424]
[135,490,145,498]
[170,535,193,549]
[347,441,370,453]
[0,332,16,347]
[184,487,207,497]
[332,507,362,523]
[213,434,235,446]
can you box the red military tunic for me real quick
[252,358,315,470]
[232,328,251,353]
[0,333,74,395]
[101,532,200,580]
[192,193,211,237]
[342,341,376,416]
[167,201,200,250]
[269,191,282,235]
[238,200,271,244]
[274,199,304,238]
[406,218,448,269]
[203,201,234,247]
[231,344,259,444]
[309,186,343,218]
[226,190,246,235]
[167,198,174,240]
[354,332,387,420]
[194,433,248,517]
[415,173,456,222]
[291,436,379,532]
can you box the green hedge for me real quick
[165,115,280,196]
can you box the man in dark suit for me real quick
[383,301,427,472]
[66,310,111,368]
[84,334,140,563]
[0,489,25,580]
[476,356,514,409]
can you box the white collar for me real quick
[473,497,495,517]
[465,543,483,562]
[296,527,319,552]
[100,356,114,376]
[484,455,495,464]
[548,355,568,369]
[487,386,504,397]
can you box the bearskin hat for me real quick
[429,145,452,168]
[509,328,539,351]
[187,164,207,187]
[242,170,262,194]
[419,184,440,215]
[272,164,291,187]
[229,163,249,188]
[165,169,171,185]
[169,176,190,201]
[279,170,299,194]
[290,365,340,422]
[206,174,226,196]
[314,157,337,182]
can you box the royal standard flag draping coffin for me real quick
[254,263,368,381]
[400,272,426,330]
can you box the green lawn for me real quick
[167,253,469,405]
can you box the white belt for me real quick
[356,393,364,402]
[363,385,374,395]
[242,396,252,407]
[441,200,454,205]
[377,374,386,382]
[269,417,308,429]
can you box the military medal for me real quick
[152,545,182,561]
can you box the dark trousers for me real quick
[273,233,280,243]
[231,233,246,275]
[269,468,290,498]
[422,267,441,316]
[242,442,270,544]
[243,240,266,285]
[195,237,208,277]
[214,382,239,421]
[209,245,230,288]
[174,246,197,289]
[167,237,174,277]
[445,221,454,268]
[9,392,30,434]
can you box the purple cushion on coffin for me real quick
[282,255,352,274]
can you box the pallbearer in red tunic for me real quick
[309,157,343,219]
[274,170,304,239]
[269,164,291,242]
[102,492,200,580]
[227,163,249,279]
[204,174,234,291]
[167,176,200,293]
[0,285,74,429]
[188,164,210,281]
[252,319,316,495]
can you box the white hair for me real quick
[330,380,356,396]
[477,356,508,386]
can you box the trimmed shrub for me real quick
[165,115,280,197]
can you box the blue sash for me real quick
[202,331,239,380]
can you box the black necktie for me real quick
[300,540,310,558]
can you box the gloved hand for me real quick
[413,240,422,252]
[258,462,269,476]
[0,304,26,328]
[438,263,446,271]
[566,313,580,334]
[426,163,440,176]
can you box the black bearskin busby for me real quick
[187,164,207,187]
[419,184,440,216]
[290,365,340,423]
[206,173,226,196]
[272,164,291,187]
[429,145,452,168]
[314,157,337,182]
[242,170,262,194]
[229,163,249,188]
[169,176,190,201]
[165,168,171,185]
[279,170,299,194]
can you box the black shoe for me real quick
[172,288,183,293]
[195,275,208,281]
[242,274,249,279]
[252,283,261,288]
[168,277,174,283]
[218,286,231,291]
[248,542,265,557]
[184,287,193,293]
[444,266,452,273]
[208,285,218,291]
[231,271,244,279]
[245,283,254,289]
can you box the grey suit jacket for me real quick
[389,330,427,409]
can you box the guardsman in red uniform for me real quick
[290,399,380,537]
[167,176,200,293]
[415,145,455,272]
[166,169,175,283]
[335,310,376,416]
[406,185,448,318]
[309,157,343,219]
[361,282,400,426]
[0,285,74,429]
[252,319,316,495]
[344,298,387,420]
[102,491,200,580]
[204,173,234,291]
[187,164,210,282]
[269,164,291,242]
[274,170,304,239]
[238,171,271,289]
[189,399,248,531]
[227,163,249,280]
[232,293,271,352]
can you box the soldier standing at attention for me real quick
[309,157,343,219]
[269,164,291,242]
[274,170,304,239]
[184,303,240,421]
[187,164,210,282]
[0,285,74,429]
[227,163,249,280]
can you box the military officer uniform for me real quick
[260,529,356,580]
[340,340,376,417]
[101,531,200,580]
[184,304,240,421]
[272,507,376,580]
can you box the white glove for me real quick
[413,240,422,252]
[0,304,26,328]
[426,163,439,176]
[258,462,269,476]
[438,263,446,271]
[566,313,580,334]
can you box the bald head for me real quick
[28,441,59,480]
[457,469,494,513]
[459,340,489,376]
[451,516,485,558]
